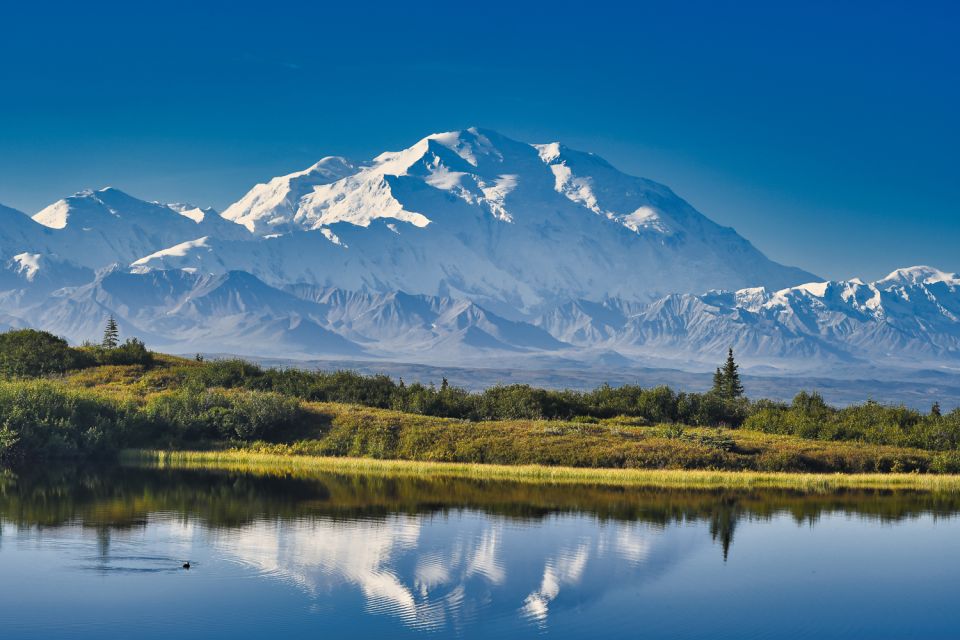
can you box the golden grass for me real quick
[124,449,960,492]
[51,361,949,477]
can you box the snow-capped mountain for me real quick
[170,128,816,311]
[537,266,960,368]
[0,128,957,379]
[29,187,251,269]
[6,129,815,310]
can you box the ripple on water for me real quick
[78,555,195,574]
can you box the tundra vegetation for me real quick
[0,328,958,475]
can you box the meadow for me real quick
[2,329,960,482]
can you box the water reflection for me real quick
[2,465,960,638]
[208,514,685,632]
[521,542,590,624]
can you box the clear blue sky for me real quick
[1,0,957,281]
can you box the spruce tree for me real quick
[722,348,744,400]
[712,367,725,396]
[932,401,942,418]
[102,315,119,349]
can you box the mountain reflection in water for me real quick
[1,465,959,639]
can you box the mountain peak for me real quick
[185,128,820,305]
[221,156,360,233]
[878,265,959,287]
[17,129,820,314]
[303,156,355,177]
[422,127,505,167]
[77,186,131,201]
[34,187,177,229]
[2,132,958,372]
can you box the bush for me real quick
[742,391,960,452]
[84,339,154,367]
[931,451,960,474]
[0,380,133,464]
[143,388,302,443]
[0,329,154,379]
[0,329,89,377]
[658,423,685,439]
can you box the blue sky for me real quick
[1,0,957,281]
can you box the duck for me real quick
[182,561,191,569]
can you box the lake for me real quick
[1,464,958,639]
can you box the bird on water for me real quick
[182,561,191,569]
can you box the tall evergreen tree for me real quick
[711,367,725,396]
[102,315,119,349]
[722,348,744,400]
[931,401,942,418]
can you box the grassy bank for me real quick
[0,359,952,474]
[1,329,958,475]
[125,449,960,492]
[252,401,939,473]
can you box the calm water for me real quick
[2,466,959,639]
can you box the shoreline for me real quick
[123,449,960,492]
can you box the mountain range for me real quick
[1,128,958,382]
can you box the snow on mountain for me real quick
[876,265,960,288]
[206,128,817,310]
[2,129,958,376]
[0,252,92,295]
[166,202,220,224]
[132,237,216,273]
[7,129,817,314]
[28,188,251,269]
[221,157,359,234]
[536,268,960,368]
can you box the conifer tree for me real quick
[102,315,119,349]
[931,401,942,418]
[712,367,724,396]
[722,348,744,400]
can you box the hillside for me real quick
[1,333,957,475]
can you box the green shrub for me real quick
[743,391,960,452]
[143,388,302,443]
[0,329,90,377]
[931,451,960,474]
[0,380,133,464]
[83,339,154,367]
[658,423,685,439]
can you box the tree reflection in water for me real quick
[3,465,960,635]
